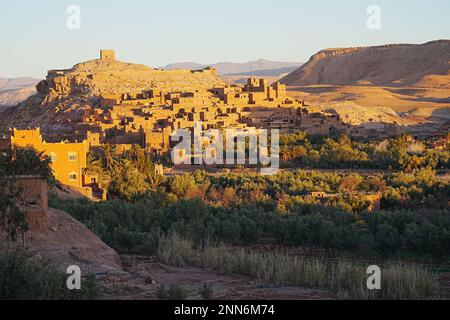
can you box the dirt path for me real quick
[99,255,336,300]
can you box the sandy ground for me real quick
[287,85,450,115]
[99,255,336,300]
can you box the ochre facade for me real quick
[10,128,87,188]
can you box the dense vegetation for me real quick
[49,166,450,259]
[86,134,450,200]
[280,132,449,171]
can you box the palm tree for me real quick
[128,144,154,176]
[99,144,122,172]
[145,170,164,192]
[129,144,141,161]
[86,152,103,173]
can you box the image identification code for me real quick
[218,304,275,316]
[174,304,276,318]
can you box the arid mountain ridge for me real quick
[0,77,38,91]
[0,77,39,109]
[163,58,302,76]
[280,40,450,87]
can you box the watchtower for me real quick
[100,50,116,62]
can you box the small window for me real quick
[68,152,77,162]
[69,173,77,181]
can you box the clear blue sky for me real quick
[1,0,449,78]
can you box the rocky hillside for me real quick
[39,59,224,98]
[280,40,450,87]
[0,57,224,133]
[0,208,122,275]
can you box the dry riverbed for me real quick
[99,255,336,300]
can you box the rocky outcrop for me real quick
[38,59,224,98]
[0,56,225,133]
[280,40,450,87]
[0,208,122,275]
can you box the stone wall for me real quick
[3,176,49,233]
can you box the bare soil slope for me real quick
[287,85,450,127]
[0,208,122,275]
[281,40,450,87]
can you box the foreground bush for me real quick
[0,251,99,300]
[156,284,188,300]
[157,234,442,300]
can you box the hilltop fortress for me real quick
[5,50,356,136]
[38,49,224,98]
[2,50,363,141]
[0,50,373,193]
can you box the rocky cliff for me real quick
[280,40,450,87]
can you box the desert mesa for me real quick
[282,40,450,130]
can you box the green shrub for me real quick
[0,250,99,300]
[156,284,188,300]
[199,283,214,300]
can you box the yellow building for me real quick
[10,128,88,188]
